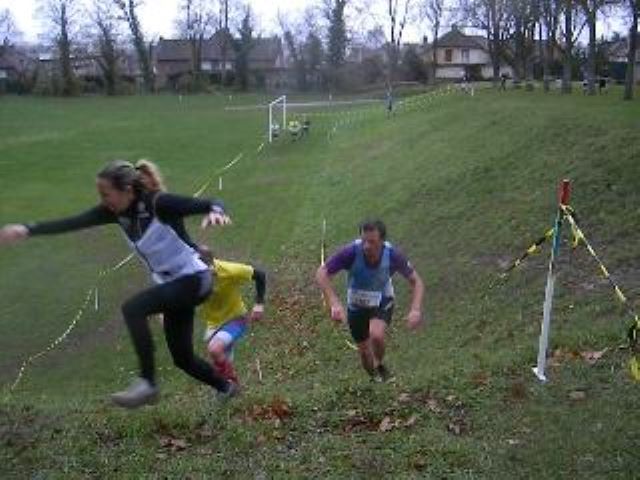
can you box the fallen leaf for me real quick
[379,416,394,432]
[398,393,412,403]
[580,349,608,365]
[426,398,441,413]
[404,415,418,428]
[508,380,528,401]
[447,422,462,436]
[471,372,490,387]
[158,436,189,452]
[411,456,427,470]
[569,390,587,401]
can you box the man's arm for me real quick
[316,243,356,323]
[315,265,346,323]
[391,247,425,330]
[406,271,425,330]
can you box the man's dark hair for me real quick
[360,219,387,240]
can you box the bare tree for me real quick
[279,12,307,90]
[363,25,387,49]
[216,0,243,86]
[218,0,230,85]
[502,0,538,88]
[234,6,254,91]
[91,1,121,95]
[113,0,153,92]
[387,0,413,84]
[38,0,79,96]
[279,9,324,91]
[421,0,445,84]
[175,0,217,85]
[540,0,561,91]
[558,0,580,93]
[326,0,349,69]
[1,8,23,45]
[624,0,639,100]
[457,0,508,85]
[578,0,616,95]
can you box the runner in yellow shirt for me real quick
[199,248,266,388]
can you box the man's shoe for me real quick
[376,364,393,383]
[216,380,240,401]
[111,378,159,409]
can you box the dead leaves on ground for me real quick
[547,347,609,367]
[340,391,471,437]
[153,417,217,459]
[341,409,419,434]
[243,397,293,426]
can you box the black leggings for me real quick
[121,271,227,391]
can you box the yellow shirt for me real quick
[200,260,254,329]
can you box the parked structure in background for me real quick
[607,33,640,84]
[155,31,287,91]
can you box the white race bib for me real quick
[348,289,383,308]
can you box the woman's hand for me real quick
[0,224,29,246]
[201,210,232,229]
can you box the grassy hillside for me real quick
[1,89,639,478]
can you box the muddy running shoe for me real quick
[111,378,159,409]
[370,369,384,383]
[376,364,393,383]
[216,380,240,402]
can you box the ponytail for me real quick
[135,159,166,193]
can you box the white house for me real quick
[607,33,640,83]
[424,27,512,80]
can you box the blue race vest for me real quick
[347,240,395,309]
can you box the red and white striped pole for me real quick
[533,179,571,382]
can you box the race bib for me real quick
[348,289,382,308]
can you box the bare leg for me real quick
[369,318,387,366]
[357,340,376,376]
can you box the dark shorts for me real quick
[347,297,394,343]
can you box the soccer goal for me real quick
[268,95,287,143]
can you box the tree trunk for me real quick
[586,4,597,95]
[124,0,153,92]
[58,4,75,96]
[490,0,501,86]
[431,25,439,84]
[513,16,524,84]
[221,0,229,86]
[541,22,551,92]
[624,0,638,100]
[562,0,573,94]
[525,24,535,91]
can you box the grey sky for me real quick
[0,0,628,45]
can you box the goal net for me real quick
[268,95,287,143]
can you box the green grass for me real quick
[1,89,640,478]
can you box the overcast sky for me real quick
[0,0,628,45]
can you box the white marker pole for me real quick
[533,179,571,382]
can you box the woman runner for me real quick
[0,160,237,408]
